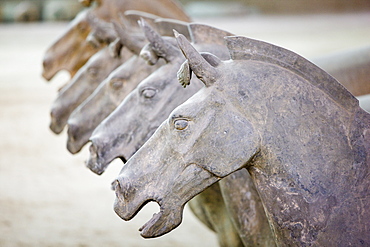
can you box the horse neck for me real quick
[223,61,370,245]
[248,108,370,246]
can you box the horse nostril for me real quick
[67,123,80,142]
[88,143,97,158]
[111,179,120,191]
[112,177,129,196]
[49,108,66,134]
[50,107,61,121]
[50,109,55,119]
[43,57,51,69]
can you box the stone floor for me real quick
[0,12,369,246]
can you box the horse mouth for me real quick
[66,123,90,154]
[86,143,107,175]
[139,208,165,237]
[49,119,64,134]
[42,61,62,81]
[112,179,183,238]
[117,199,182,239]
[42,68,57,81]
[66,137,84,154]
[86,142,127,175]
[138,202,183,238]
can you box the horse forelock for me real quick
[189,23,234,45]
[224,36,358,112]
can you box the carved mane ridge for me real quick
[225,36,358,111]
[189,23,234,45]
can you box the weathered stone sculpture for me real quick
[112,33,370,246]
[88,21,275,246]
[42,0,190,81]
[42,10,100,80]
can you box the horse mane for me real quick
[154,18,191,40]
[124,10,161,28]
[189,23,234,45]
[225,36,358,111]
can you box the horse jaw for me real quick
[138,203,184,238]
[113,158,220,238]
[111,176,182,238]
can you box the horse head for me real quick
[42,10,99,81]
[49,46,131,134]
[112,73,261,237]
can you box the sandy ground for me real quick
[0,12,369,246]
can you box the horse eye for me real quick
[110,80,122,90]
[142,88,156,98]
[174,119,188,130]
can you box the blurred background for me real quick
[1,0,370,22]
[0,0,369,246]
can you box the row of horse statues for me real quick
[42,0,370,246]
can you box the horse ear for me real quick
[108,38,123,58]
[174,30,219,87]
[139,18,178,62]
[140,43,160,65]
[177,53,221,88]
[177,60,192,88]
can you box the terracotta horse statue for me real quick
[87,20,274,246]
[112,33,370,246]
[42,0,190,81]
[49,46,132,134]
